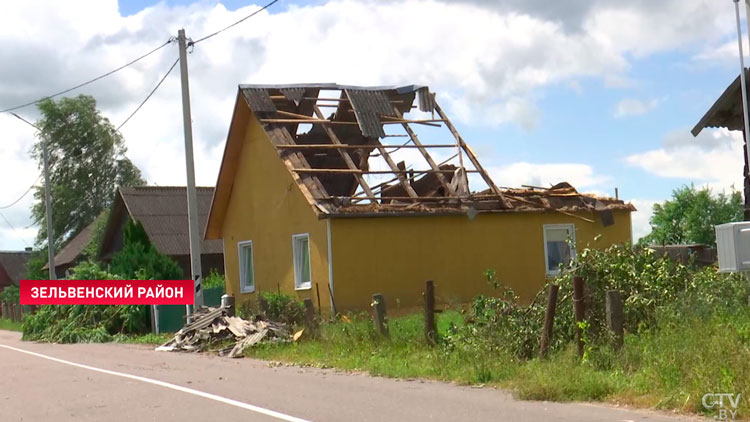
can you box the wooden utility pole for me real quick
[177,28,203,314]
[42,142,56,280]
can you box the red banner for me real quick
[20,280,195,305]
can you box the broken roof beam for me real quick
[275,144,458,149]
[292,168,478,174]
[259,118,444,125]
[398,119,458,197]
[263,125,332,212]
[433,102,512,209]
[371,139,419,200]
[311,105,377,202]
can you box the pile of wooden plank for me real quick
[156,307,291,358]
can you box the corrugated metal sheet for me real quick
[242,88,276,113]
[119,187,223,256]
[280,87,305,104]
[692,70,746,136]
[417,87,435,112]
[344,89,397,138]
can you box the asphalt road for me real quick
[0,330,703,422]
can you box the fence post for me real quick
[424,280,436,345]
[573,276,586,359]
[303,298,318,336]
[539,284,560,358]
[372,293,389,337]
[605,290,624,351]
[1,302,7,320]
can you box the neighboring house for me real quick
[99,186,224,279]
[43,220,98,279]
[0,249,32,291]
[692,70,750,220]
[205,83,634,313]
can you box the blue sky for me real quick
[0,0,745,249]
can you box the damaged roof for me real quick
[692,69,748,136]
[206,83,633,237]
[101,186,223,258]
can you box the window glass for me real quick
[238,242,254,292]
[545,226,574,274]
[293,234,311,289]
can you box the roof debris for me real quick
[156,307,291,358]
[207,83,634,229]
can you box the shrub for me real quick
[453,244,750,359]
[203,270,225,290]
[259,291,304,326]
[0,285,20,304]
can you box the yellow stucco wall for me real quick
[329,210,632,311]
[220,115,331,311]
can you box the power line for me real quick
[0,174,41,210]
[190,0,279,45]
[0,38,175,114]
[0,211,30,247]
[117,57,180,131]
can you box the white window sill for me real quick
[295,283,312,291]
[240,286,256,294]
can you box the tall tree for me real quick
[31,95,145,248]
[640,185,743,246]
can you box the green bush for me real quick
[452,244,750,359]
[203,270,225,290]
[259,291,304,326]
[0,285,20,304]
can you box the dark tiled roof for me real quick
[119,186,223,256]
[44,219,97,270]
[0,251,32,286]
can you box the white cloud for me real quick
[0,0,739,250]
[626,128,744,191]
[487,162,610,191]
[613,97,662,118]
[629,198,657,242]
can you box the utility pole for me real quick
[177,28,204,314]
[734,0,750,220]
[42,143,56,280]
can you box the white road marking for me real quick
[0,343,310,422]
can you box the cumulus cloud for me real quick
[629,198,657,242]
[0,0,738,249]
[613,98,662,118]
[487,162,610,191]
[626,128,744,191]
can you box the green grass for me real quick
[0,318,22,332]
[246,308,750,417]
[113,332,172,345]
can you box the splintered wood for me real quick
[156,307,291,358]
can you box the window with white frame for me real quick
[543,224,576,276]
[292,233,312,290]
[237,240,255,293]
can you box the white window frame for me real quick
[237,240,255,293]
[292,233,312,290]
[543,224,576,277]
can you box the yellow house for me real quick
[205,84,634,313]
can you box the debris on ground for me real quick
[156,307,291,358]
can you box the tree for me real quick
[109,219,183,280]
[640,185,743,246]
[31,95,145,249]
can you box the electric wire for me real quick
[0,211,30,247]
[0,38,175,114]
[0,174,41,209]
[190,0,279,45]
[116,57,180,131]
